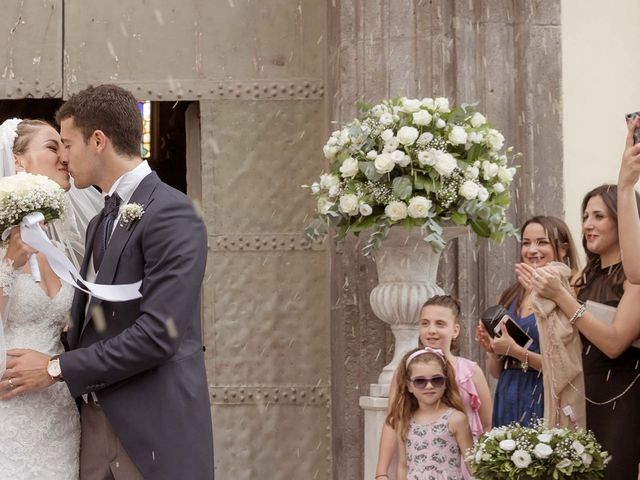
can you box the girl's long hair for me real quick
[499,215,579,310]
[386,348,466,442]
[573,185,639,297]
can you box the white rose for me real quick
[379,112,394,126]
[433,151,457,177]
[482,160,499,180]
[327,136,338,146]
[435,118,446,129]
[339,157,359,178]
[317,197,333,215]
[370,104,387,117]
[380,129,395,142]
[533,443,553,459]
[366,150,378,160]
[434,97,450,112]
[390,150,410,167]
[339,129,350,145]
[421,97,435,109]
[412,110,432,126]
[460,180,480,200]
[511,450,532,469]
[359,203,373,216]
[468,131,484,144]
[374,153,395,174]
[339,194,359,216]
[581,453,593,467]
[470,112,486,127]
[385,201,408,221]
[320,173,340,191]
[400,97,422,113]
[493,182,505,193]
[310,182,320,194]
[383,137,400,152]
[499,439,516,451]
[417,150,435,167]
[465,165,479,179]
[486,128,505,151]
[497,166,516,183]
[328,185,340,197]
[397,126,419,146]
[537,433,553,443]
[557,458,572,470]
[407,196,432,218]
[323,144,339,160]
[448,125,468,145]
[571,441,585,455]
[416,132,434,146]
[477,187,489,202]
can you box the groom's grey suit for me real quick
[60,171,214,479]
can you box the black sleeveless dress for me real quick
[578,262,640,479]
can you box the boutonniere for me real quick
[119,203,145,230]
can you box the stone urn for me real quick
[369,225,468,394]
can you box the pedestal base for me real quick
[359,394,396,480]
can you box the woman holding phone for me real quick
[618,115,640,283]
[476,216,578,427]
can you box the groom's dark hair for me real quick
[55,84,142,158]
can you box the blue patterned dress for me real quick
[492,301,544,427]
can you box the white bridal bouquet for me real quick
[0,172,66,232]
[467,421,609,480]
[304,97,519,253]
[0,172,67,280]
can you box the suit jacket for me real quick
[60,172,214,479]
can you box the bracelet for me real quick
[375,475,389,479]
[521,350,529,373]
[569,303,587,325]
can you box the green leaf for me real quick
[470,218,491,238]
[350,214,380,233]
[414,173,428,191]
[493,192,511,207]
[359,161,382,181]
[451,211,467,225]
[392,176,413,200]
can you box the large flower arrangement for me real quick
[304,97,519,253]
[467,421,609,480]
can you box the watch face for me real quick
[48,359,61,378]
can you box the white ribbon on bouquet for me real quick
[2,212,142,301]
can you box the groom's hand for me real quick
[0,349,55,400]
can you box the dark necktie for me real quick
[92,193,121,271]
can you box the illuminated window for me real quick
[139,101,151,159]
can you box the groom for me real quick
[2,85,214,479]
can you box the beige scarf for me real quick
[531,262,586,429]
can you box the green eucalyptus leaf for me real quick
[451,211,467,225]
[392,176,413,200]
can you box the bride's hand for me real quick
[4,227,37,269]
[0,349,55,400]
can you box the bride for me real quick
[0,118,100,479]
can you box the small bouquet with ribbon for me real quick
[0,172,66,282]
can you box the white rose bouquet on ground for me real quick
[0,172,67,280]
[304,96,519,254]
[467,421,609,479]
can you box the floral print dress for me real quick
[405,409,463,480]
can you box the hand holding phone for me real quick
[625,111,640,145]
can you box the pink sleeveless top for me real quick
[453,356,483,439]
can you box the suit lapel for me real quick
[80,172,160,337]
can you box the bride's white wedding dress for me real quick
[0,271,80,479]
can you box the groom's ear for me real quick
[92,130,108,153]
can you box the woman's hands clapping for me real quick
[515,263,564,302]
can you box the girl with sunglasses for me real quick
[375,295,491,480]
[388,348,473,480]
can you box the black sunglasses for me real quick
[410,375,447,389]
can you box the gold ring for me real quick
[8,378,14,388]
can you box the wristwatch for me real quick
[47,355,64,382]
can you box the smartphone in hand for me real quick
[625,111,640,145]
